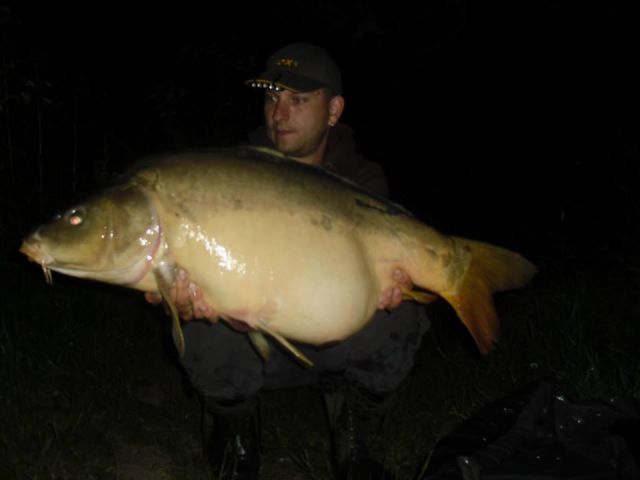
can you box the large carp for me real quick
[20,147,536,365]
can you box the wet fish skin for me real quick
[20,147,536,358]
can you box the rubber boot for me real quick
[206,398,260,480]
[324,388,394,480]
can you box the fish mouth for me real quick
[19,241,55,285]
[20,239,86,285]
[19,241,44,261]
[19,234,161,287]
[19,241,56,265]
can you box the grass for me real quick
[2,202,640,479]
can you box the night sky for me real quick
[2,1,639,260]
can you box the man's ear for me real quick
[328,95,345,126]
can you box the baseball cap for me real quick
[246,42,342,95]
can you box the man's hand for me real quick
[378,268,413,310]
[144,269,219,322]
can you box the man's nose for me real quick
[272,100,289,122]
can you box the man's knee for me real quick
[345,302,430,393]
[180,321,265,400]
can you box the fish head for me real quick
[20,183,162,286]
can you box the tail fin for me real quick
[440,237,536,354]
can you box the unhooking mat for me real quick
[421,381,640,480]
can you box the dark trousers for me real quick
[179,302,430,411]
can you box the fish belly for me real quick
[167,210,381,345]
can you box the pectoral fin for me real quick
[256,321,314,367]
[153,265,186,358]
[401,288,439,304]
[248,330,272,361]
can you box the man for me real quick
[148,42,430,480]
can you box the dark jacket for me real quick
[247,123,389,197]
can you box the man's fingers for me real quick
[377,269,414,310]
[197,304,219,322]
[393,268,413,289]
[378,288,392,309]
[144,292,163,305]
[389,287,403,308]
[379,287,403,310]
[144,268,219,322]
[175,269,190,301]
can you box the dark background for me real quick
[1,2,639,477]
[0,0,638,353]
[3,0,638,261]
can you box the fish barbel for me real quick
[19,147,536,364]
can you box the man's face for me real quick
[263,88,341,164]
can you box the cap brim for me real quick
[246,70,326,93]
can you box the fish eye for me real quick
[66,208,85,226]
